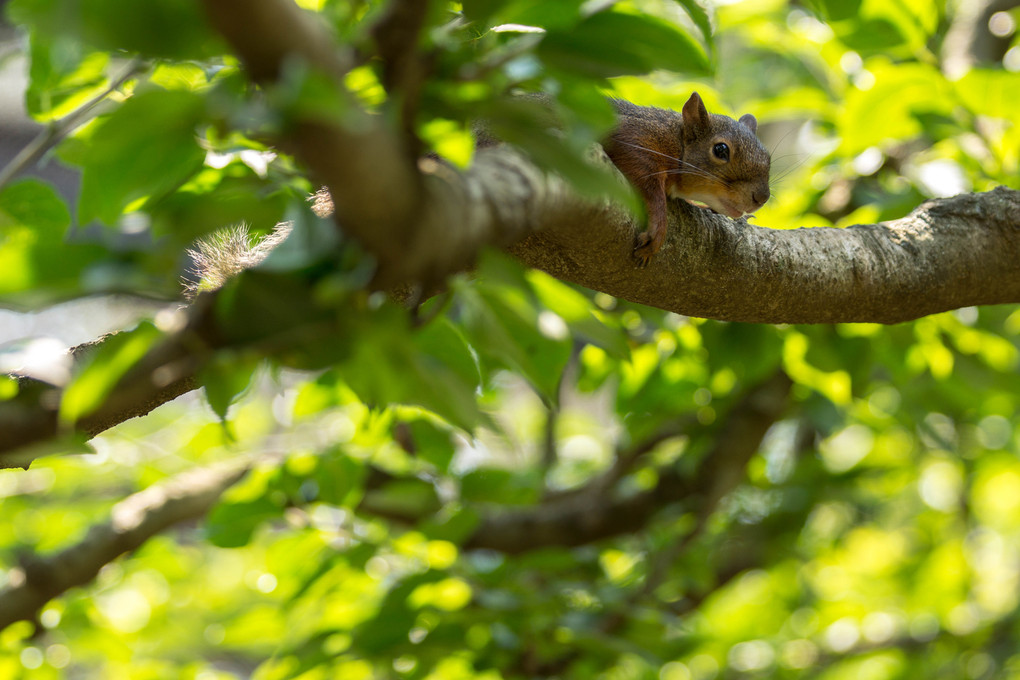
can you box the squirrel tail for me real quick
[183,188,334,299]
[183,221,293,299]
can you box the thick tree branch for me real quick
[200,0,1020,320]
[3,159,1016,463]
[464,372,792,553]
[0,459,251,631]
[370,0,432,151]
[509,185,1020,324]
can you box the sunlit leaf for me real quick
[0,179,112,303]
[74,89,206,225]
[58,322,163,424]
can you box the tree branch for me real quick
[509,185,1020,324]
[199,0,424,288]
[370,0,432,152]
[464,372,792,553]
[1,333,199,468]
[0,459,251,631]
[942,0,1020,78]
[0,373,787,629]
[3,156,1016,464]
[200,0,1020,320]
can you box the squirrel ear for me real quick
[682,92,709,129]
[739,113,758,134]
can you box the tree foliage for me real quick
[0,0,1019,678]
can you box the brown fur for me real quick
[603,93,771,264]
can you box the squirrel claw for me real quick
[633,232,655,267]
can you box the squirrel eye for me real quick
[713,143,730,161]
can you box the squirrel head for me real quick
[671,92,771,219]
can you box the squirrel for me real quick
[603,92,771,264]
[187,93,770,292]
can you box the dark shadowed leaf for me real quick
[539,10,710,79]
[8,0,223,59]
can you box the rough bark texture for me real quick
[509,184,1020,324]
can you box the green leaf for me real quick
[539,10,710,79]
[212,269,345,360]
[205,494,283,549]
[364,350,482,432]
[150,174,293,246]
[59,321,163,425]
[200,352,262,422]
[460,468,540,505]
[0,179,70,232]
[420,506,481,544]
[479,95,638,209]
[702,323,784,385]
[401,417,457,473]
[458,282,572,407]
[351,572,446,655]
[526,269,629,359]
[955,69,1020,126]
[22,36,110,120]
[835,17,905,53]
[414,317,481,394]
[314,450,367,507]
[838,62,951,155]
[360,478,442,521]
[330,304,483,431]
[461,0,587,29]
[205,467,286,548]
[0,179,111,303]
[673,0,715,54]
[808,0,863,21]
[74,89,206,225]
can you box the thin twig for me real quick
[540,343,580,479]
[0,58,146,192]
[370,0,432,154]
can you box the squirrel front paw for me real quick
[633,232,656,267]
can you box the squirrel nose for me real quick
[752,188,770,207]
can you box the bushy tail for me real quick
[183,221,293,299]
[183,189,335,299]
